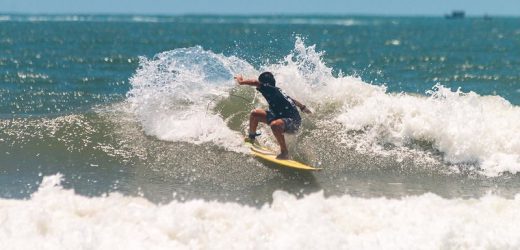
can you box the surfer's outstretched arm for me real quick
[234,75,260,87]
[292,98,312,114]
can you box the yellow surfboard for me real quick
[245,142,321,171]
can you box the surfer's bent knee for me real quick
[270,119,284,132]
[250,109,265,117]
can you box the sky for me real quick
[1,0,519,16]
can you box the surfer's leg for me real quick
[270,119,289,159]
[249,109,267,138]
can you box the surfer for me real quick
[235,72,311,159]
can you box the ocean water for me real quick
[1,14,520,248]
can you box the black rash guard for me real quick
[256,83,301,121]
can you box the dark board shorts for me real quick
[266,110,301,133]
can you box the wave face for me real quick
[1,174,520,249]
[126,38,520,176]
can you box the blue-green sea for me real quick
[1,14,520,248]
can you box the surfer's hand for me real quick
[234,75,244,84]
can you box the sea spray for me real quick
[126,46,255,151]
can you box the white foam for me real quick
[0,15,11,22]
[263,37,384,109]
[194,17,365,26]
[131,16,160,23]
[2,174,520,249]
[127,46,255,151]
[336,85,520,176]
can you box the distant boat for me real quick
[445,11,465,19]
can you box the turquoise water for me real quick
[2,15,519,116]
[0,14,519,200]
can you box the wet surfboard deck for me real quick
[245,142,321,171]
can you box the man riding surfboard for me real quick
[235,72,311,159]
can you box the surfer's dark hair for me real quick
[258,72,276,86]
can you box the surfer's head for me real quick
[258,72,276,87]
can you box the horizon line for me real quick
[1,12,519,18]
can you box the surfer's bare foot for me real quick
[276,151,289,160]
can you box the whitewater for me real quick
[1,175,520,249]
[127,37,520,176]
